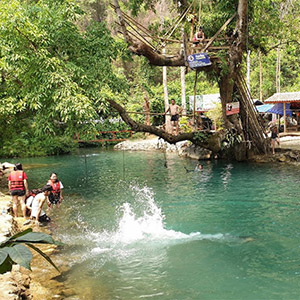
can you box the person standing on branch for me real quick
[8,163,29,218]
[165,99,183,135]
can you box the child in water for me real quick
[47,172,64,208]
[195,163,203,171]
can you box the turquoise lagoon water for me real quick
[13,149,300,299]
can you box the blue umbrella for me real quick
[266,103,293,116]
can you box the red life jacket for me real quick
[50,181,61,195]
[10,171,25,190]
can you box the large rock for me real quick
[0,175,8,191]
[180,144,212,160]
[0,266,32,300]
[114,138,189,152]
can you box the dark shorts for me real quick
[49,192,60,204]
[38,214,51,223]
[11,190,26,196]
[171,114,179,122]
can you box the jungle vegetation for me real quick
[0,0,299,158]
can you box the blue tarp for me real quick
[256,104,274,113]
[266,103,293,116]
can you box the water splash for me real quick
[90,184,227,254]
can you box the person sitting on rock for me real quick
[192,27,205,48]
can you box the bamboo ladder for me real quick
[236,71,269,154]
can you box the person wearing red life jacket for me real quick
[8,163,29,218]
[192,27,205,47]
[47,172,64,208]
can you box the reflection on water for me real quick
[16,149,300,300]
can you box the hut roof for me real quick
[264,92,300,103]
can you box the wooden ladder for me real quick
[236,72,270,154]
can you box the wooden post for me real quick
[283,102,286,133]
[276,43,281,93]
[144,92,151,126]
[181,27,186,115]
[259,50,263,101]
[163,46,171,133]
[193,70,198,125]
[181,66,186,114]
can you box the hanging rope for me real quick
[197,0,202,31]
[156,1,194,51]
[245,4,251,150]
[122,147,125,181]
[193,70,199,126]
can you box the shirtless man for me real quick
[165,99,183,135]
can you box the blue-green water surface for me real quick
[12,149,300,299]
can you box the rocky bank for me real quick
[0,182,77,300]
[115,137,300,164]
[114,137,212,160]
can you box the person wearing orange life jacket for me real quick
[47,172,64,208]
[8,163,29,218]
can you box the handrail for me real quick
[76,130,133,143]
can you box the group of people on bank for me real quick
[7,163,63,225]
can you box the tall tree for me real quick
[110,0,267,160]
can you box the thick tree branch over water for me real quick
[106,98,222,153]
[111,0,268,160]
[113,0,186,66]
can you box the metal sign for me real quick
[187,53,212,69]
[226,102,240,116]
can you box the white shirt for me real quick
[26,194,46,218]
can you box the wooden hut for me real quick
[264,92,300,133]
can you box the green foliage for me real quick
[204,102,224,130]
[179,116,192,133]
[193,131,209,143]
[0,0,129,157]
[125,0,158,16]
[0,133,76,158]
[221,130,243,150]
[0,228,59,274]
[1,0,300,157]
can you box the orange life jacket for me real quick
[50,181,61,195]
[10,171,25,190]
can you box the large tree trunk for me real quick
[112,0,267,160]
